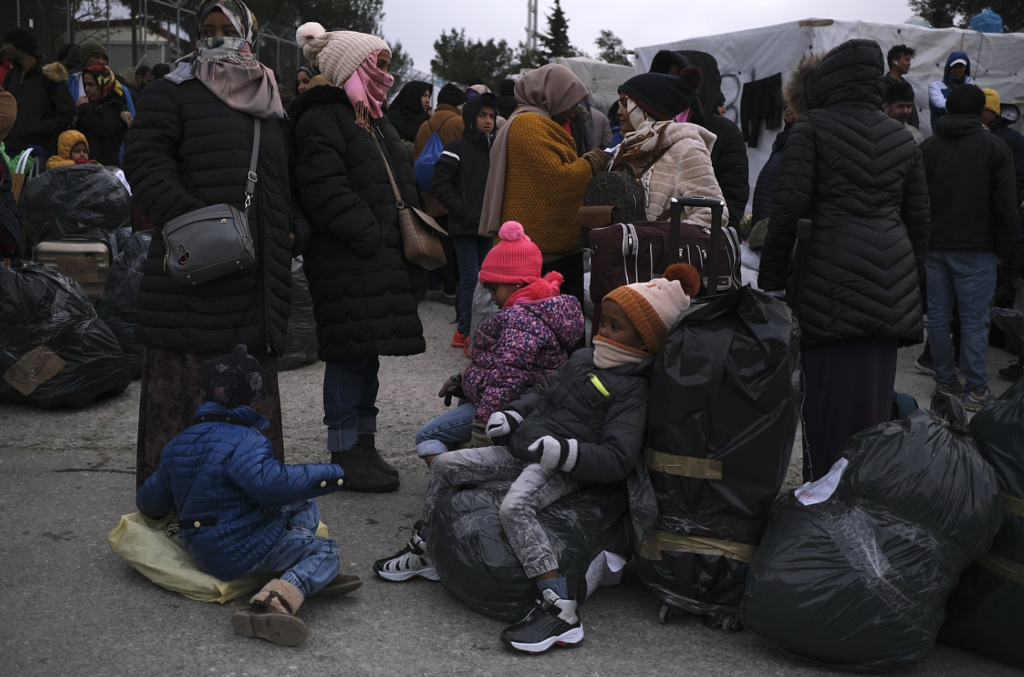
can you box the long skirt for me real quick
[800,337,898,482]
[135,346,284,489]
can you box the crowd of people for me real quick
[1,0,1022,655]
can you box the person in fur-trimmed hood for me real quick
[1,28,76,156]
[374,262,700,653]
[758,39,929,482]
[614,67,729,228]
[415,221,584,465]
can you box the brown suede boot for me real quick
[314,574,362,598]
[359,433,399,477]
[231,579,307,647]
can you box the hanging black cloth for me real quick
[740,73,783,149]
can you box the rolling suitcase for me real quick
[33,236,111,301]
[587,195,738,330]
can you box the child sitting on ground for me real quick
[416,220,584,465]
[375,263,700,653]
[45,130,99,170]
[135,345,359,647]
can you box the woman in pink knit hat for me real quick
[404,221,585,467]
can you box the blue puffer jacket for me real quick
[136,402,344,580]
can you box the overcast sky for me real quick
[381,0,919,74]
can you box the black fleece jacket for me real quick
[431,94,495,237]
[920,115,1018,258]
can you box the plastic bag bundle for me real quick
[427,480,632,623]
[96,230,152,379]
[0,261,132,408]
[278,257,319,371]
[19,165,132,240]
[939,315,1024,669]
[636,287,800,626]
[740,396,1003,671]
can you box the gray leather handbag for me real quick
[162,118,261,286]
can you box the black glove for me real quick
[437,374,464,407]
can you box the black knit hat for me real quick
[200,344,270,409]
[438,82,467,107]
[618,67,703,122]
[3,28,39,56]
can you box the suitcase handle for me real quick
[669,196,725,296]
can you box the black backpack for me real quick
[582,171,648,226]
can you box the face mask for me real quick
[627,99,648,130]
[196,36,249,59]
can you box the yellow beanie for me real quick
[983,88,1000,116]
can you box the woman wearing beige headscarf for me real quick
[480,64,608,324]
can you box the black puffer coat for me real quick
[758,39,929,349]
[505,349,650,486]
[75,95,128,167]
[123,78,293,356]
[291,85,425,360]
[431,94,495,237]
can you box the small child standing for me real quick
[415,220,584,466]
[375,264,701,652]
[45,130,98,170]
[135,345,360,647]
[431,92,498,349]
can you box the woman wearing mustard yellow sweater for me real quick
[480,64,608,323]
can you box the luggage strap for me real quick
[179,517,219,531]
[1002,492,1024,518]
[635,530,757,564]
[644,447,722,480]
[192,413,254,428]
[977,552,1024,587]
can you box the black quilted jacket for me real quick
[123,78,292,356]
[290,85,425,361]
[758,39,929,349]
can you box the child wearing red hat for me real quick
[408,220,585,470]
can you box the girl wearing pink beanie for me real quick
[402,221,585,468]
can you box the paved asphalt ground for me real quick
[1,299,1020,677]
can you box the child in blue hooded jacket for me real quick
[136,345,357,647]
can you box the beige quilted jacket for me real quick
[641,122,729,228]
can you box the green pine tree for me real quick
[537,0,575,59]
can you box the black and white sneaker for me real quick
[372,527,439,582]
[500,589,583,653]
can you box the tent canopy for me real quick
[635,18,1024,215]
[554,56,636,116]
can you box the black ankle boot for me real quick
[359,433,398,477]
[330,445,400,493]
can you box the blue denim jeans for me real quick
[323,358,380,452]
[926,250,997,392]
[451,235,492,336]
[241,499,340,598]
[415,402,477,457]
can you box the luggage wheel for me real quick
[658,605,675,624]
[721,615,742,633]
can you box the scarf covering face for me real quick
[479,64,591,237]
[200,344,270,409]
[166,0,284,119]
[387,80,432,142]
[592,335,651,369]
[84,65,123,100]
[613,114,674,172]
[343,50,394,131]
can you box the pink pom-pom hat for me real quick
[478,221,543,285]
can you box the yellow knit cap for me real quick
[983,88,1000,116]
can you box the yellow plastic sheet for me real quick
[108,512,329,604]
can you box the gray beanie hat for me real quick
[296,22,391,88]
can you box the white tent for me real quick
[554,57,636,115]
[635,19,1024,215]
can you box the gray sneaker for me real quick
[962,388,995,412]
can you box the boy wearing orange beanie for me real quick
[375,261,700,653]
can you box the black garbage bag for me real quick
[940,353,1024,668]
[19,164,132,241]
[991,307,1024,359]
[96,230,152,379]
[427,480,632,623]
[0,261,132,408]
[636,287,800,626]
[278,257,319,371]
[740,396,1002,671]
